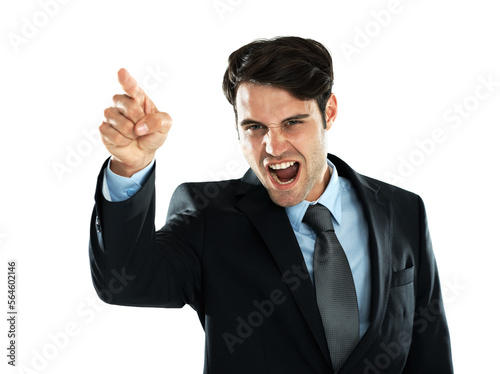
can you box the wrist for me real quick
[110,154,155,177]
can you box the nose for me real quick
[264,127,288,157]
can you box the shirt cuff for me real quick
[102,159,155,202]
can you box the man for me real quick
[89,36,453,373]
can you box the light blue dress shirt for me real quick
[103,158,371,337]
[102,160,155,201]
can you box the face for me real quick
[236,83,337,207]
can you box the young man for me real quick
[90,36,453,373]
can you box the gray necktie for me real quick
[303,203,359,371]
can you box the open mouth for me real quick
[268,161,300,185]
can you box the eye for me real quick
[286,120,302,126]
[246,124,266,131]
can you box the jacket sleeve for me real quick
[88,159,203,310]
[402,196,453,373]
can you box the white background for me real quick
[1,0,499,372]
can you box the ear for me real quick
[324,93,337,131]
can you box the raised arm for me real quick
[89,70,202,311]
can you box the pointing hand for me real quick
[100,68,172,177]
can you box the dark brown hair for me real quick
[222,36,334,127]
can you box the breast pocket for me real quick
[391,266,414,288]
[369,266,416,371]
[389,266,415,317]
[380,266,416,341]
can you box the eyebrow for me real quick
[239,113,311,127]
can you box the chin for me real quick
[267,189,304,208]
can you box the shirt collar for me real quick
[285,158,342,231]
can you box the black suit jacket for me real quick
[89,154,453,373]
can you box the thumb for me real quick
[135,112,172,137]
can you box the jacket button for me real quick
[96,216,101,233]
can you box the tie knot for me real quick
[302,203,334,234]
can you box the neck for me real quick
[305,163,332,202]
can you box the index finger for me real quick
[117,68,144,102]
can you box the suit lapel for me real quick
[235,169,332,366]
[330,155,394,373]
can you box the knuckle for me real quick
[159,113,173,132]
[112,94,124,104]
[99,121,110,135]
[103,107,114,119]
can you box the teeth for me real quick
[269,161,296,170]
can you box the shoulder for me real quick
[362,173,419,200]
[167,178,243,217]
[330,154,423,209]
